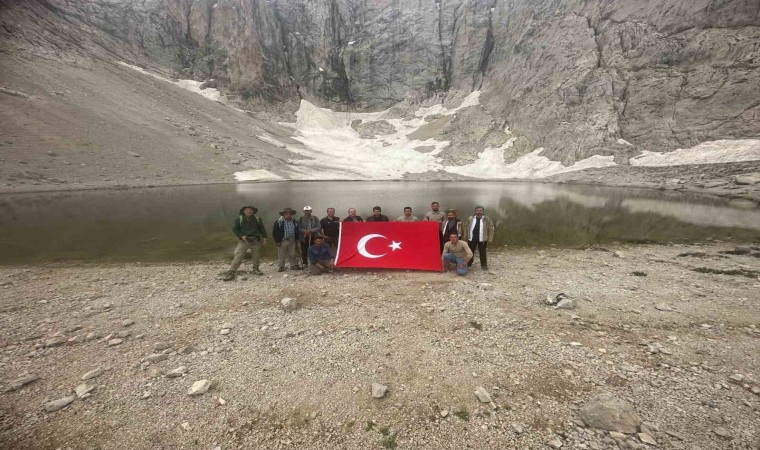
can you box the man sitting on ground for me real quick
[442,233,473,276]
[308,236,335,275]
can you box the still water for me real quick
[1,181,759,264]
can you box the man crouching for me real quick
[222,206,267,281]
[442,233,473,276]
[308,236,335,275]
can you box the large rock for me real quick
[579,393,640,433]
[734,173,760,185]
[281,298,298,312]
[4,374,39,392]
[45,395,76,412]
[188,379,212,396]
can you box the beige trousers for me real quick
[229,239,261,271]
[277,239,298,269]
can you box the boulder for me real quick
[579,393,640,433]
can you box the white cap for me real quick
[303,206,313,211]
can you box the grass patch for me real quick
[345,420,355,429]
[378,426,390,436]
[469,320,483,331]
[380,434,397,449]
[631,271,647,277]
[453,408,470,421]
[364,421,375,432]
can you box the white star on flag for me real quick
[388,241,402,251]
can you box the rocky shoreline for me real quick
[1,243,758,449]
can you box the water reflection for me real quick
[0,181,757,264]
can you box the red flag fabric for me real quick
[335,221,441,271]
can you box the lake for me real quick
[0,181,758,264]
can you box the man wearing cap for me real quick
[343,208,364,222]
[440,209,464,252]
[320,207,341,250]
[396,207,419,222]
[366,206,389,222]
[298,206,321,267]
[273,207,301,271]
[424,201,445,222]
[464,206,496,271]
[222,205,267,281]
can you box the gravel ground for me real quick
[1,243,759,449]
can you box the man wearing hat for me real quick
[298,206,322,267]
[222,205,267,281]
[273,207,301,271]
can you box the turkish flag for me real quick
[335,221,441,271]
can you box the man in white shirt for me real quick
[463,206,495,270]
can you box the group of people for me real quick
[221,202,495,280]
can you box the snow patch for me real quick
[630,139,760,166]
[447,143,616,179]
[234,169,283,181]
[256,133,287,148]
[119,62,224,104]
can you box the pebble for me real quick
[115,330,131,339]
[45,395,76,412]
[474,386,492,403]
[579,393,640,433]
[713,427,731,438]
[81,368,104,381]
[655,303,673,312]
[144,354,168,364]
[547,437,563,448]
[728,374,744,384]
[511,422,524,434]
[371,383,387,399]
[609,431,626,439]
[188,379,212,396]
[281,297,297,312]
[638,432,657,445]
[440,410,449,418]
[166,366,187,378]
[108,338,124,346]
[121,319,135,327]
[153,342,171,351]
[556,298,576,310]
[220,329,230,335]
[75,382,96,398]
[45,336,68,348]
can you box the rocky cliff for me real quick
[1,0,759,166]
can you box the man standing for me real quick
[442,233,473,276]
[440,209,464,252]
[464,206,496,270]
[308,236,335,275]
[396,207,418,222]
[222,205,267,281]
[344,208,364,222]
[320,207,341,250]
[366,206,389,222]
[424,202,445,222]
[272,207,301,272]
[298,206,321,267]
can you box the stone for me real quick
[478,283,494,291]
[371,383,387,398]
[45,336,68,348]
[45,395,76,412]
[126,151,140,157]
[713,427,731,439]
[579,393,641,433]
[75,382,96,398]
[188,379,212,396]
[121,319,135,327]
[440,410,449,418]
[4,374,39,392]
[81,368,104,381]
[281,297,297,312]
[638,432,657,445]
[556,298,576,310]
[108,338,123,346]
[665,430,684,440]
[734,173,760,185]
[220,329,230,336]
[609,431,627,439]
[144,353,168,364]
[84,332,99,341]
[511,422,524,434]
[751,386,760,395]
[166,366,187,378]
[67,335,84,345]
[178,346,194,354]
[474,386,492,403]
[728,374,744,384]
[115,330,131,338]
[547,437,563,449]
[655,303,673,312]
[153,342,171,351]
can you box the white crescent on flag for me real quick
[357,234,387,258]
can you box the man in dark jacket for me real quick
[222,206,267,281]
[344,208,364,222]
[308,236,335,275]
[366,206,389,222]
[320,207,341,250]
[272,207,301,272]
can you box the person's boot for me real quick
[252,266,263,276]
[221,270,236,281]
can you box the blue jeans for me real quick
[443,253,468,276]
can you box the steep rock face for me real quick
[1,0,758,164]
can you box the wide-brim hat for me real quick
[280,207,296,214]
[445,208,457,214]
[239,205,258,214]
